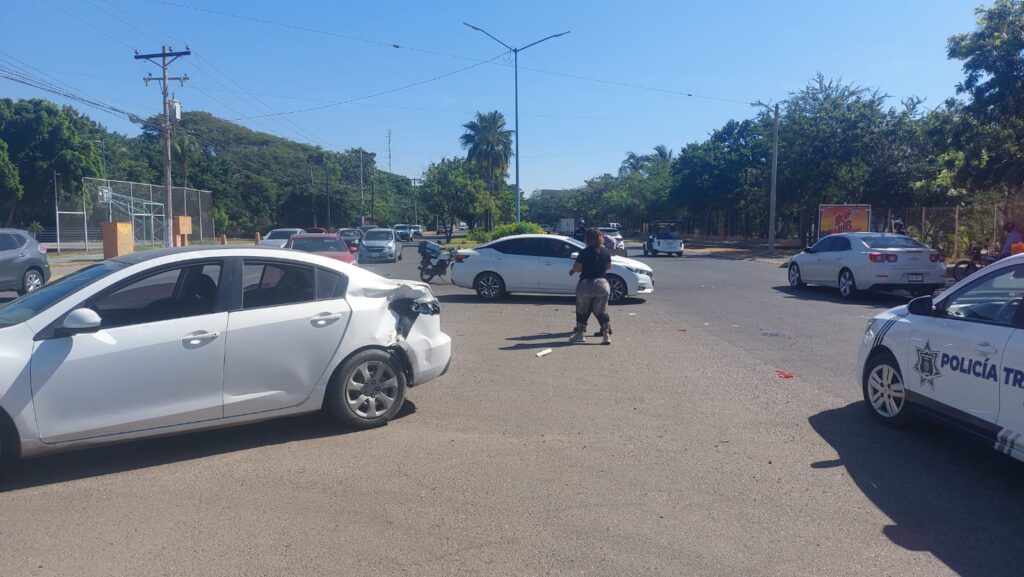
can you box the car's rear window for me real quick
[861,235,927,249]
[364,230,393,241]
[267,230,298,240]
[291,237,347,252]
[0,261,126,328]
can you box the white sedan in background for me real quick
[788,233,946,298]
[858,253,1024,460]
[451,234,653,303]
[0,246,451,463]
[259,228,305,248]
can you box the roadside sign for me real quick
[818,204,871,239]
[99,187,112,203]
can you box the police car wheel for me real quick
[838,269,858,299]
[863,352,911,427]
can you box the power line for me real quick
[141,0,759,105]
[39,0,135,50]
[143,0,478,62]
[233,53,506,121]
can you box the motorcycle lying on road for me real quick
[418,241,456,283]
[952,246,1002,281]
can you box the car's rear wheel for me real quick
[18,268,43,296]
[788,263,805,288]
[474,272,506,300]
[863,352,911,427]
[327,349,407,429]
[607,275,628,304]
[838,268,858,299]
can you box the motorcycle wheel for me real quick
[951,260,976,282]
[419,269,435,283]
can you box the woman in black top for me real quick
[569,228,612,344]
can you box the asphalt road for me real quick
[2,248,1023,576]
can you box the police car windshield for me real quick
[862,235,927,249]
[0,261,126,328]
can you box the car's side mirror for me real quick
[907,296,935,316]
[803,247,814,253]
[59,308,103,335]
[570,252,579,260]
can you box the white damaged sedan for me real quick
[0,246,451,462]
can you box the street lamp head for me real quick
[463,22,482,31]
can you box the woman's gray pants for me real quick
[575,278,611,334]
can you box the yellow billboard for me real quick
[818,204,872,238]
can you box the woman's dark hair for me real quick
[585,228,602,247]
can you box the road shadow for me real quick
[809,403,1024,576]
[0,296,15,305]
[437,294,646,306]
[0,401,416,492]
[773,284,910,307]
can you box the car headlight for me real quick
[625,266,651,276]
[864,319,878,344]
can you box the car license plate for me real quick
[908,273,923,283]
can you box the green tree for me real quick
[0,140,24,226]
[420,157,487,242]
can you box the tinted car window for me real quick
[537,239,577,259]
[491,238,540,256]
[811,237,836,252]
[0,261,126,328]
[92,263,222,328]
[832,237,852,251]
[0,233,18,251]
[316,268,347,300]
[943,265,1024,327]
[242,261,316,309]
[862,235,928,249]
[267,230,299,240]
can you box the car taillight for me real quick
[454,254,469,263]
[349,245,358,253]
[869,253,898,263]
[930,253,945,262]
[37,243,47,254]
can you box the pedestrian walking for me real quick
[569,228,612,345]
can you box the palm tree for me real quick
[460,111,513,229]
[619,151,647,176]
[173,133,201,188]
[652,144,674,163]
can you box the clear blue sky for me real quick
[3,0,980,195]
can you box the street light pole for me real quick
[464,23,570,223]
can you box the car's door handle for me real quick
[311,312,344,326]
[182,331,220,346]
[975,342,999,355]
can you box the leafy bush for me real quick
[466,228,491,243]
[27,221,44,237]
[489,222,545,240]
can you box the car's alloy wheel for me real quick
[607,275,627,304]
[20,268,43,295]
[863,353,910,426]
[838,269,857,298]
[328,349,407,429]
[475,272,505,300]
[788,263,805,288]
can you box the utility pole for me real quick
[769,103,779,256]
[309,164,315,227]
[359,150,365,226]
[386,129,392,173]
[136,46,190,247]
[325,164,331,230]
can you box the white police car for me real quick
[858,253,1024,460]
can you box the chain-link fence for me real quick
[42,178,215,252]
[875,203,1024,260]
